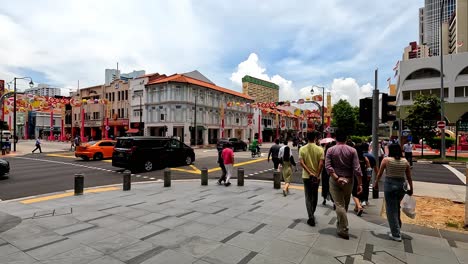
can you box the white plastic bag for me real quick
[401,194,416,219]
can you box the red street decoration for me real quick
[281,119,285,128]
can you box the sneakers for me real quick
[362,201,367,207]
[337,231,350,240]
[307,218,315,227]
[224,182,231,187]
[388,233,402,242]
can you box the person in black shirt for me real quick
[268,139,281,171]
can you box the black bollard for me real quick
[237,168,244,186]
[164,168,171,187]
[273,171,281,189]
[201,168,208,186]
[123,170,131,191]
[74,174,84,195]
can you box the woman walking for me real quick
[352,144,371,216]
[374,143,413,242]
[281,145,296,196]
[321,142,335,206]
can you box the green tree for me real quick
[404,94,441,143]
[332,99,357,134]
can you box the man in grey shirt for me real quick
[268,139,281,170]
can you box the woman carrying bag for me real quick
[374,143,414,242]
[281,145,297,196]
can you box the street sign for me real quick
[105,126,110,131]
[437,121,446,129]
[459,121,468,132]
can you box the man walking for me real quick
[299,132,324,226]
[403,140,413,168]
[325,129,362,239]
[32,137,42,153]
[217,144,227,185]
[268,139,281,171]
[221,142,234,187]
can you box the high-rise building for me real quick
[105,69,145,85]
[24,84,61,97]
[241,75,279,102]
[419,7,425,45]
[422,0,456,56]
[403,41,430,60]
[449,0,468,54]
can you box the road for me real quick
[0,146,465,200]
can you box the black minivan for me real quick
[112,136,195,172]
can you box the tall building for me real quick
[24,84,61,97]
[419,7,425,45]
[449,0,468,54]
[422,0,456,56]
[403,41,430,60]
[105,69,145,85]
[241,75,279,102]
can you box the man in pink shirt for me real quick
[221,142,235,186]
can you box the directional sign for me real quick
[437,121,446,129]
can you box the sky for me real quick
[0,0,423,106]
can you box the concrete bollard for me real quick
[273,171,281,189]
[465,163,468,227]
[237,168,244,186]
[201,168,208,186]
[74,174,84,195]
[164,168,171,187]
[123,170,131,191]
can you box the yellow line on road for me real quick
[47,153,76,159]
[20,186,120,204]
[170,168,200,174]
[189,165,201,173]
[235,158,267,167]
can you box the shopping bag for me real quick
[400,194,416,219]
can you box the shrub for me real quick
[426,137,455,149]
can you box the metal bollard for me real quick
[123,170,131,191]
[237,168,244,186]
[74,174,84,195]
[201,168,208,186]
[164,168,171,187]
[273,171,281,189]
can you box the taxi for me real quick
[75,140,116,161]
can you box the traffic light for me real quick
[381,93,396,123]
[392,121,399,130]
[359,98,372,123]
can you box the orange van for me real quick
[75,140,116,160]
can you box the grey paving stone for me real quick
[356,231,405,252]
[31,215,80,230]
[223,218,260,232]
[135,212,167,223]
[198,226,238,242]
[73,211,110,222]
[124,224,167,240]
[67,227,118,244]
[141,248,196,264]
[226,232,271,252]
[260,239,311,264]
[157,207,193,216]
[179,211,206,220]
[252,224,286,239]
[201,244,251,264]
[0,251,38,264]
[406,252,447,264]
[278,228,319,247]
[192,205,226,214]
[105,219,145,232]
[193,260,212,264]
[410,235,457,262]
[194,214,231,225]
[26,238,80,260]
[215,208,244,217]
[0,243,20,256]
[87,255,126,264]
[175,236,222,258]
[452,247,468,264]
[261,215,296,228]
[88,214,128,227]
[300,248,343,264]
[39,245,103,264]
[88,234,141,255]
[150,216,188,229]
[174,221,215,236]
[249,253,296,264]
[236,211,269,222]
[0,223,66,251]
[110,241,155,262]
[102,207,150,219]
[145,229,190,249]
[53,222,95,236]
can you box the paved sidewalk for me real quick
[0,180,467,264]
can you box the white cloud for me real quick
[330,78,373,106]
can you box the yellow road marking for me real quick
[20,186,120,204]
[47,153,76,159]
[235,158,267,167]
[170,168,200,174]
[189,165,201,173]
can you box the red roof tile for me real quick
[147,74,253,100]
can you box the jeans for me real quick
[272,157,280,170]
[303,177,319,220]
[218,163,227,183]
[330,177,353,234]
[225,164,233,183]
[360,174,370,202]
[384,177,406,238]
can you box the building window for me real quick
[160,114,165,121]
[118,91,121,101]
[93,112,100,120]
[112,92,115,101]
[176,105,181,109]
[125,90,128,100]
[455,86,466,97]
[236,118,240,124]
[402,91,411,100]
[133,110,142,117]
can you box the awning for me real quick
[126,128,139,133]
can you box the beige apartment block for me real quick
[242,75,279,102]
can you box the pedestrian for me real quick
[221,142,234,186]
[32,137,42,153]
[403,140,413,168]
[353,144,371,216]
[362,143,378,206]
[299,132,324,227]
[268,139,281,171]
[325,129,363,240]
[321,142,335,207]
[217,144,227,185]
[278,140,288,161]
[280,144,297,196]
[374,143,413,242]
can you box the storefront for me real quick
[108,119,129,138]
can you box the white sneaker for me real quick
[362,201,367,207]
[388,233,402,242]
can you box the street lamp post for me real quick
[312,86,325,138]
[13,77,34,152]
[439,0,446,159]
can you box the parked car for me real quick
[0,158,10,178]
[75,140,116,161]
[216,138,247,151]
[112,136,195,172]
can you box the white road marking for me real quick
[150,177,155,180]
[443,164,466,184]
